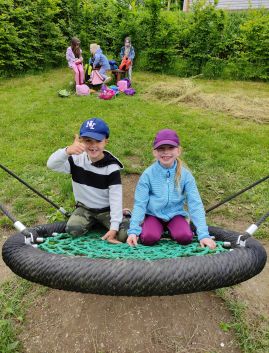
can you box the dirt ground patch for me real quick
[121,174,140,209]
[1,174,268,353]
[0,231,15,285]
[143,81,269,124]
[235,242,269,316]
[19,291,240,353]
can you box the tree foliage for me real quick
[0,0,268,80]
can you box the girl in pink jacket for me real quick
[66,37,85,85]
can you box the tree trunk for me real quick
[167,0,171,11]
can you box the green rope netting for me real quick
[38,230,229,260]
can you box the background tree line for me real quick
[0,0,268,80]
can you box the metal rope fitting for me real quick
[236,234,246,247]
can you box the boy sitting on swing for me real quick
[47,118,129,243]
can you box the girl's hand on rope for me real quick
[127,234,139,246]
[102,230,121,244]
[66,134,85,155]
[200,237,216,250]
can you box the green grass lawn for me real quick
[0,68,269,237]
[0,68,269,352]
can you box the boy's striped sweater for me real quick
[47,148,123,231]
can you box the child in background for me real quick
[66,37,85,85]
[47,118,129,243]
[89,44,111,84]
[127,129,216,249]
[120,36,135,81]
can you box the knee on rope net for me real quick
[38,230,228,260]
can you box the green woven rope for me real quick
[38,230,228,260]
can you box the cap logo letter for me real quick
[86,121,96,130]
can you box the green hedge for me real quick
[0,0,268,80]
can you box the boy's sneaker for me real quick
[123,208,132,218]
[103,76,112,84]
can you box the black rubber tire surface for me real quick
[2,222,267,296]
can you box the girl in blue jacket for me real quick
[127,129,216,249]
[120,36,135,81]
[89,43,111,83]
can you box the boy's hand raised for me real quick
[66,134,85,155]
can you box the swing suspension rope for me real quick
[0,163,70,217]
[0,203,35,242]
[206,174,269,213]
[0,204,17,223]
[1,163,268,218]
[204,175,269,238]
[256,210,269,227]
[1,164,268,258]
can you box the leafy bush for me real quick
[0,0,66,76]
[0,0,268,80]
[182,0,226,69]
[202,58,225,79]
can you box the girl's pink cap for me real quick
[153,129,180,149]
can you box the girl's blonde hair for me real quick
[175,155,182,187]
[90,43,100,54]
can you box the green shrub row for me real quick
[0,0,268,80]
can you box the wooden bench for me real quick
[111,69,127,83]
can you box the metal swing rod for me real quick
[0,163,70,217]
[0,203,30,236]
[0,203,17,224]
[206,174,269,213]
[0,203,43,244]
[244,210,269,238]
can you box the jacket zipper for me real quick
[165,170,170,208]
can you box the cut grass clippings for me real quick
[143,80,269,123]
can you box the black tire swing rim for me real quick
[2,221,267,296]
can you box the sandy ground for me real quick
[0,175,268,353]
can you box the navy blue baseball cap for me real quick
[79,118,110,141]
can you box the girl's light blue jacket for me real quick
[120,46,135,61]
[90,48,110,70]
[128,161,210,240]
